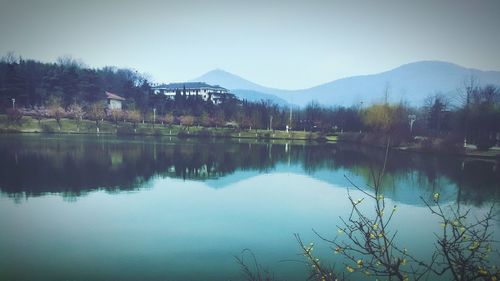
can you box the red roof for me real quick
[106,91,126,101]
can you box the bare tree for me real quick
[87,102,105,133]
[318,146,437,281]
[127,110,141,133]
[180,115,195,131]
[455,75,480,107]
[0,51,18,64]
[47,97,65,131]
[423,93,450,136]
[68,104,84,132]
[109,109,123,128]
[56,55,85,68]
[6,108,23,125]
[234,249,279,281]
[297,144,499,281]
[164,113,174,127]
[456,76,480,147]
[422,196,498,281]
[383,82,392,105]
[33,106,47,126]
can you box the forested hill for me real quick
[0,57,151,110]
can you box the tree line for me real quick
[0,53,151,110]
[1,54,499,148]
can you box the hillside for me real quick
[230,89,290,106]
[191,69,290,105]
[193,61,500,107]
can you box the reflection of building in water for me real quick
[1,136,498,205]
[165,164,218,180]
[166,163,222,180]
[199,164,208,177]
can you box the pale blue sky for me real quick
[1,0,499,89]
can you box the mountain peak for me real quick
[189,61,500,107]
[191,68,262,90]
[395,60,464,71]
[195,68,239,79]
[191,68,291,106]
[204,68,231,75]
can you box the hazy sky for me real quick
[1,0,499,89]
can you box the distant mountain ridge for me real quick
[192,61,500,107]
[230,89,290,106]
[190,69,292,106]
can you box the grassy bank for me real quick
[0,114,328,141]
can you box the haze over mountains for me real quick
[192,61,500,107]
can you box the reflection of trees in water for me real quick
[0,136,498,204]
[0,137,285,196]
[0,138,155,196]
[326,144,499,205]
[456,160,500,205]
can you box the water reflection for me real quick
[0,134,499,281]
[0,134,498,205]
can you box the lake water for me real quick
[0,134,498,281]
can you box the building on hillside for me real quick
[106,91,125,110]
[151,82,229,105]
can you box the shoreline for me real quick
[336,138,500,161]
[0,115,328,141]
[2,116,498,160]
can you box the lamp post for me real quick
[153,108,156,128]
[11,98,15,109]
[408,114,416,135]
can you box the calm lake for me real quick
[0,134,499,281]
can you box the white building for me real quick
[151,82,229,104]
[106,91,125,110]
